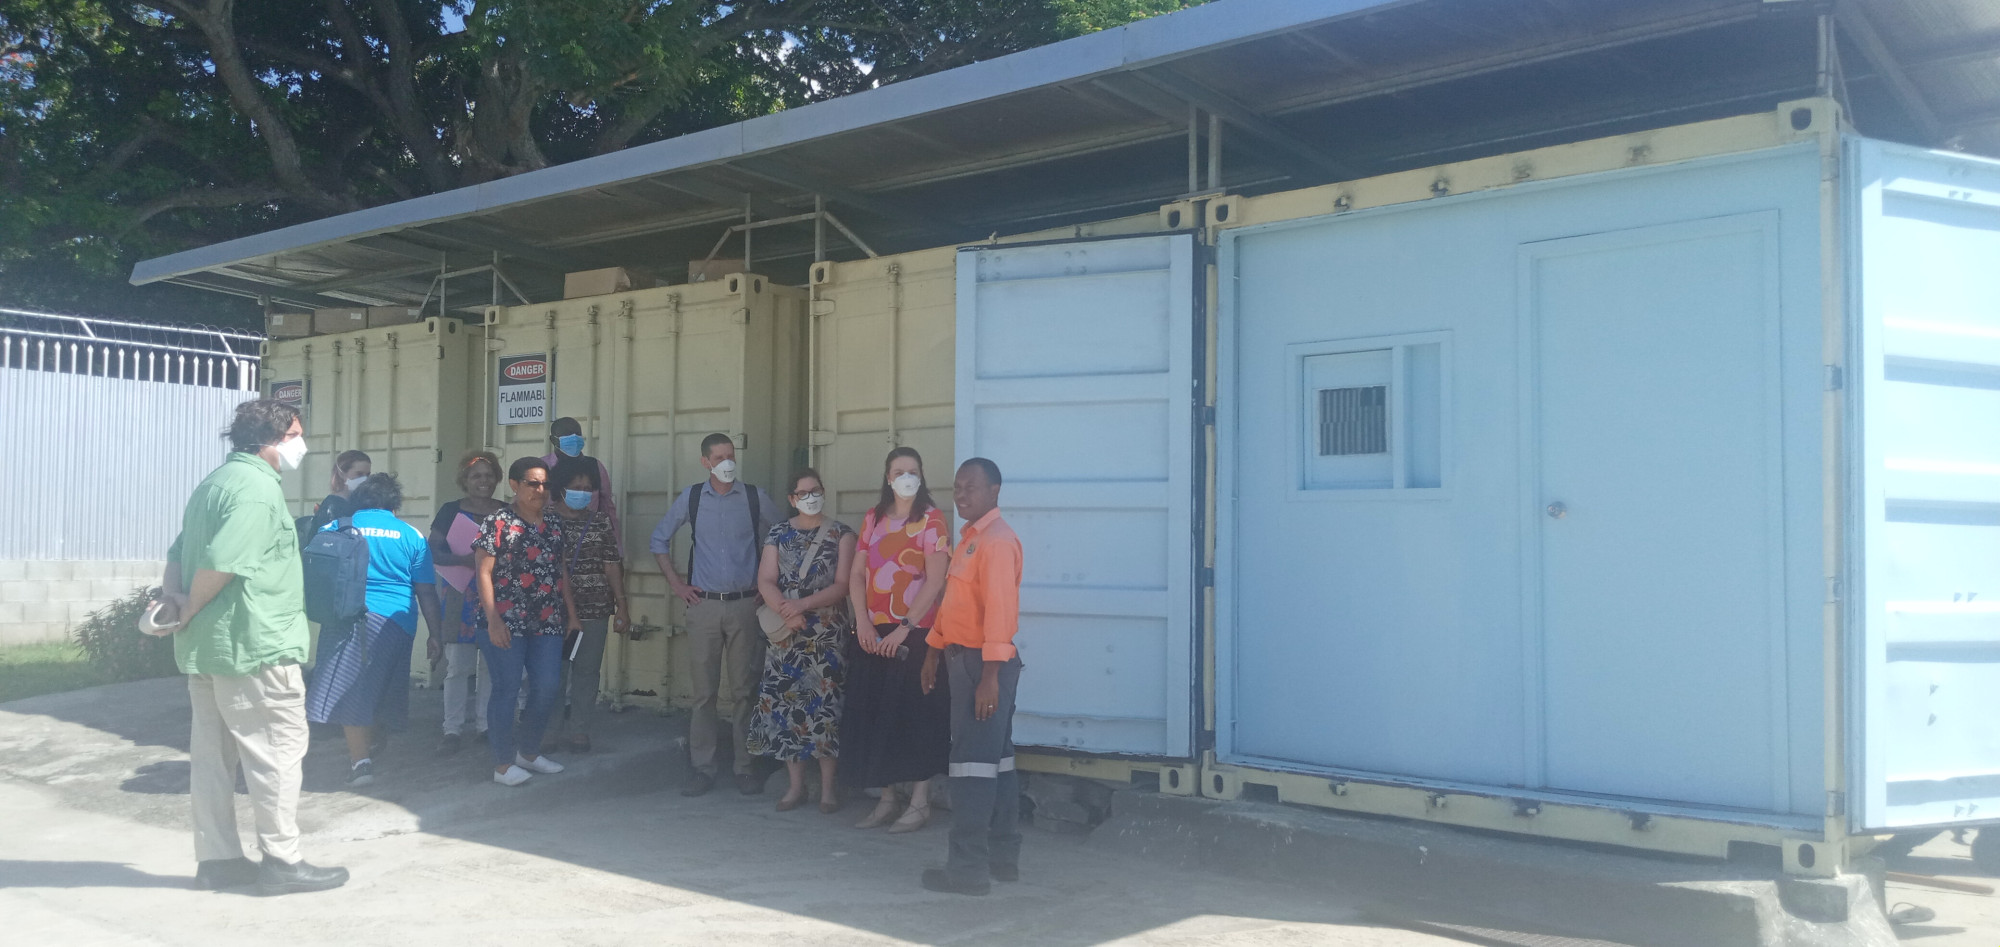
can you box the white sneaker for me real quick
[493,764,533,787]
[515,753,564,775]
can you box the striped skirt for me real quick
[306,612,413,729]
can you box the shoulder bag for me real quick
[756,523,832,646]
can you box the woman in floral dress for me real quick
[747,468,857,812]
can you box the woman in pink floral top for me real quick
[843,447,954,832]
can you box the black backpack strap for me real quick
[685,483,702,585]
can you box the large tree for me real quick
[0,0,1200,327]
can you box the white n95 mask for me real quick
[274,437,308,471]
[711,458,738,484]
[891,473,921,499]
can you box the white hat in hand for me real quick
[138,600,182,637]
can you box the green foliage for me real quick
[71,585,180,683]
[0,0,1207,323]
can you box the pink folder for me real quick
[435,513,481,593]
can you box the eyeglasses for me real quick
[518,480,548,490]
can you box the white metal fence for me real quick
[0,309,261,560]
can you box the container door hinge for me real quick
[1195,243,1218,268]
[1825,365,1844,391]
[1827,576,1844,603]
[1197,404,1216,427]
[1826,790,1846,817]
[808,430,836,447]
[434,449,443,464]
[1198,564,1215,589]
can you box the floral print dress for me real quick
[472,507,568,637]
[746,518,855,762]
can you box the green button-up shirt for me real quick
[166,451,309,676]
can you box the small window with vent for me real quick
[1295,334,1448,493]
[1317,386,1388,456]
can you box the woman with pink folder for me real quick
[426,450,504,755]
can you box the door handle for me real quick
[1546,501,1567,519]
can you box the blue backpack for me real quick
[301,518,370,626]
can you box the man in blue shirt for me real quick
[650,433,784,797]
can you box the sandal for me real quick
[820,794,843,814]
[857,791,901,829]
[776,793,803,812]
[887,803,931,834]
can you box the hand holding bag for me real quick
[758,523,832,646]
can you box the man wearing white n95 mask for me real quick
[650,432,784,797]
[157,399,349,896]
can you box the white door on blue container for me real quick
[955,235,1196,757]
[1527,214,1790,812]
[1851,139,2000,831]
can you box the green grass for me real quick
[0,641,119,704]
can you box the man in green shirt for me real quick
[158,399,348,896]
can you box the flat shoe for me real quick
[775,795,803,812]
[856,797,900,829]
[820,796,843,814]
[888,803,930,834]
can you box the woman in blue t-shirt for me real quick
[305,473,442,788]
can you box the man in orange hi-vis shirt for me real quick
[918,457,1023,896]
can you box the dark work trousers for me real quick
[943,644,1024,884]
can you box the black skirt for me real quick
[839,623,951,789]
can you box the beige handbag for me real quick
[757,523,833,646]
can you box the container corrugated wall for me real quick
[482,273,806,709]
[0,367,253,559]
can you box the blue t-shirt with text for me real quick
[322,508,435,634]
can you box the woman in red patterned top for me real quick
[843,447,953,832]
[473,456,579,787]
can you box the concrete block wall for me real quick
[0,560,164,646]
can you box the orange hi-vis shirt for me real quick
[925,508,1023,662]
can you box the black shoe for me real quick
[681,772,715,797]
[990,863,1019,883]
[256,858,350,896]
[920,867,990,896]
[347,760,375,788]
[436,732,463,757]
[193,857,259,890]
[736,771,765,796]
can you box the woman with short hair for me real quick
[843,447,953,832]
[473,456,578,786]
[548,455,628,753]
[304,473,441,787]
[748,468,857,812]
[427,449,503,754]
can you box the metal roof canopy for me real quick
[131,0,2000,311]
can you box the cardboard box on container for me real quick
[563,267,632,299]
[265,311,314,338]
[366,305,424,328]
[312,307,369,334]
[688,259,745,283]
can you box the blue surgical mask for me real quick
[556,434,585,457]
[563,489,592,511]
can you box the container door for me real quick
[955,234,1197,757]
[1851,139,2000,831]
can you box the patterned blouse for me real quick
[554,509,621,621]
[473,507,568,636]
[858,506,949,627]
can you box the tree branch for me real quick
[116,184,288,237]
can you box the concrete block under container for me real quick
[266,311,314,338]
[312,307,369,334]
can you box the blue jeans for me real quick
[478,632,564,768]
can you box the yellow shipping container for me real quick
[479,272,806,709]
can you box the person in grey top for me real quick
[651,432,786,797]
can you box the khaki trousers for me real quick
[685,597,764,777]
[188,663,307,864]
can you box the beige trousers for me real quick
[685,597,764,777]
[188,663,308,864]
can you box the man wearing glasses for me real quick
[650,433,784,796]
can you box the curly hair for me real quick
[224,399,301,453]
[455,449,501,490]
